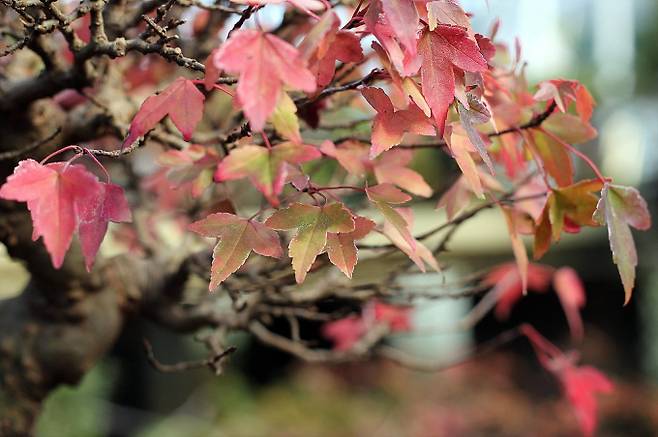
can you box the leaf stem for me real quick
[39,145,79,165]
[539,127,609,184]
[83,148,112,183]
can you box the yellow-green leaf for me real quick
[265,203,355,283]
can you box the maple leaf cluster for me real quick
[0,1,651,434]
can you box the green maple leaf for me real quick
[593,184,651,304]
[265,203,355,283]
[189,213,283,290]
[533,179,603,260]
[215,142,320,206]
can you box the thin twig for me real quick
[143,338,236,374]
[489,101,557,137]
[297,69,386,108]
[0,128,61,161]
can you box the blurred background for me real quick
[2,0,658,435]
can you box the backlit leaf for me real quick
[593,183,651,304]
[270,92,302,144]
[418,25,488,136]
[212,29,316,131]
[426,0,471,32]
[542,113,597,145]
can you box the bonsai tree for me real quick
[0,0,650,435]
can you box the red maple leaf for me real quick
[522,325,613,437]
[534,79,595,122]
[0,159,130,269]
[364,0,421,76]
[560,365,614,437]
[123,77,205,148]
[212,29,317,131]
[370,300,412,332]
[299,12,364,88]
[484,262,554,319]
[322,316,366,351]
[553,267,586,340]
[361,86,435,157]
[418,24,488,136]
[79,182,132,271]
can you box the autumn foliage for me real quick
[0,0,652,434]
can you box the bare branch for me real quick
[143,338,236,374]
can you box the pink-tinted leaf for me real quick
[364,0,421,76]
[189,213,282,290]
[380,0,419,57]
[366,183,412,204]
[215,142,320,206]
[322,316,366,351]
[0,159,104,268]
[501,207,529,293]
[204,49,221,91]
[326,216,376,278]
[322,141,432,197]
[382,207,439,272]
[78,182,132,271]
[475,34,496,61]
[561,366,614,437]
[484,263,554,320]
[426,0,471,31]
[375,149,433,197]
[123,77,205,148]
[534,79,595,123]
[299,11,364,88]
[593,183,651,304]
[542,113,597,145]
[445,128,484,198]
[553,267,586,340]
[299,11,340,61]
[418,25,487,137]
[437,171,503,219]
[158,145,220,197]
[371,300,412,331]
[437,176,472,220]
[213,29,316,131]
[265,203,355,283]
[362,87,435,157]
[317,31,363,87]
